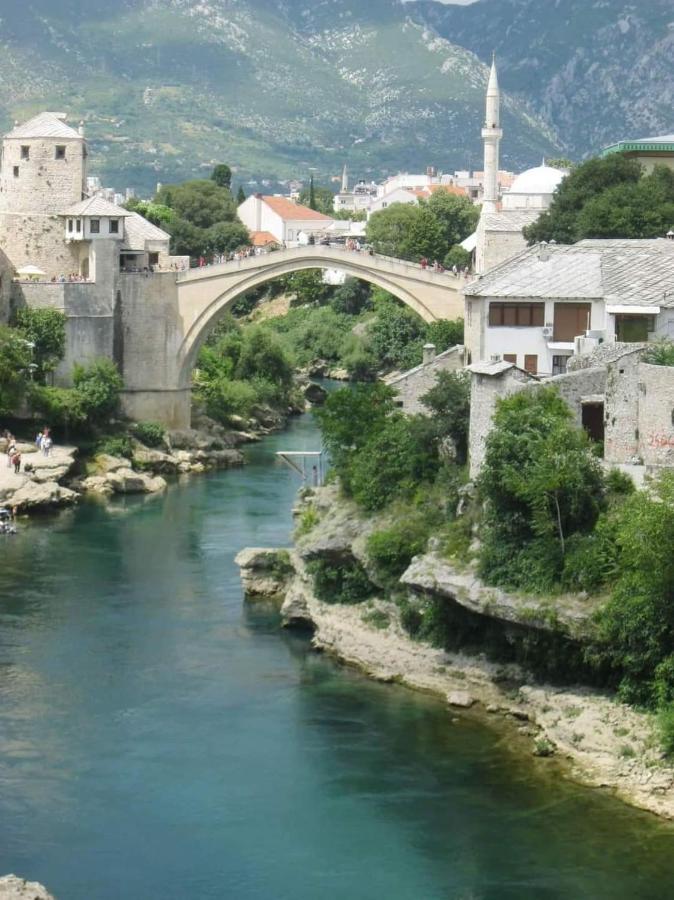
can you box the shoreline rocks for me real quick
[0,875,55,899]
[236,502,674,820]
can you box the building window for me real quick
[524,354,538,375]
[12,166,19,178]
[109,219,119,234]
[76,219,82,231]
[68,219,74,233]
[552,355,568,375]
[20,146,30,160]
[148,252,159,266]
[615,314,655,342]
[488,302,544,327]
[553,302,591,341]
[503,353,517,364]
[90,219,100,234]
[55,145,66,160]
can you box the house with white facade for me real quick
[237,194,333,247]
[367,183,469,219]
[464,238,674,376]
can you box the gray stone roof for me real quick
[122,212,171,251]
[385,345,463,386]
[465,239,674,308]
[6,112,82,141]
[62,196,131,217]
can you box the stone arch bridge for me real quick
[119,246,466,428]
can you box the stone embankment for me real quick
[235,486,674,821]
[0,875,54,899]
[0,420,247,514]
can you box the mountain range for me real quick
[0,0,670,193]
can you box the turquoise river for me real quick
[1,410,674,899]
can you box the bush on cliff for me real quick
[306,557,374,605]
[477,387,605,593]
[29,358,123,433]
[12,307,66,383]
[420,370,470,464]
[0,326,32,415]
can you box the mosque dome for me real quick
[501,164,567,210]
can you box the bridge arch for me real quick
[175,247,464,388]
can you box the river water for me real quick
[1,411,674,899]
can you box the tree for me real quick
[366,294,427,369]
[0,326,31,415]
[205,221,250,254]
[72,359,123,425]
[298,183,334,215]
[425,190,479,248]
[124,198,175,229]
[235,328,293,387]
[284,270,330,306]
[155,180,237,230]
[425,318,464,353]
[211,164,232,189]
[478,387,605,592]
[349,414,440,510]
[167,218,206,258]
[236,186,246,205]
[330,278,371,315]
[366,203,446,262]
[443,245,471,271]
[523,155,645,244]
[13,307,66,382]
[420,370,470,463]
[315,383,397,490]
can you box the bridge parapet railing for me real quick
[176,245,469,283]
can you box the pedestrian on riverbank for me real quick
[11,451,21,474]
[35,430,43,450]
[7,436,16,467]
[42,434,52,457]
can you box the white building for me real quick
[367,183,469,219]
[464,238,674,375]
[238,194,333,246]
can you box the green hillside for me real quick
[0,0,558,192]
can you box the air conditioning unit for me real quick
[542,326,553,338]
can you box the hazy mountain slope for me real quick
[410,0,674,159]
[0,0,557,192]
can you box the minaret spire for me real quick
[481,54,502,212]
[341,163,349,193]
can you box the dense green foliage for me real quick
[524,156,674,244]
[420,371,470,463]
[12,307,66,382]
[0,326,32,415]
[132,421,166,448]
[151,178,249,260]
[29,359,123,433]
[477,388,605,593]
[306,557,374,605]
[195,317,296,423]
[366,191,479,263]
[643,340,674,367]
[298,184,334,216]
[211,164,232,189]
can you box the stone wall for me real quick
[604,351,642,463]
[468,367,536,478]
[637,363,674,467]
[387,346,464,414]
[543,367,607,427]
[0,213,81,278]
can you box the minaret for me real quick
[341,163,349,193]
[481,56,502,212]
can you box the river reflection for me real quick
[0,411,673,899]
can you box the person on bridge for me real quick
[420,257,428,269]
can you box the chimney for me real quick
[78,120,85,136]
[254,193,262,232]
[538,241,550,261]
[422,343,436,365]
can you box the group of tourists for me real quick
[50,273,90,283]
[1,426,53,476]
[419,258,470,277]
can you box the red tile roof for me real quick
[262,195,333,222]
[250,231,279,247]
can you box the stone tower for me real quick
[0,112,87,276]
[481,58,502,213]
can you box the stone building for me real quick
[464,238,674,375]
[385,344,465,414]
[0,111,176,389]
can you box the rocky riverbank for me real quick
[0,875,54,899]
[235,486,674,821]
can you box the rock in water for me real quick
[302,382,328,405]
[0,874,55,899]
